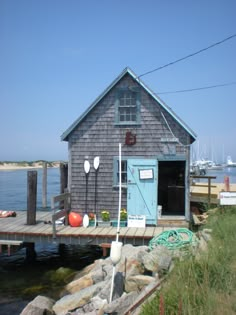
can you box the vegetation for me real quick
[140,206,236,315]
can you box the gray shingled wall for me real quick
[67,74,191,220]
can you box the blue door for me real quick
[127,159,158,225]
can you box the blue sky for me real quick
[0,0,235,163]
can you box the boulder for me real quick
[125,275,155,293]
[53,281,105,315]
[19,295,55,315]
[103,291,139,315]
[64,273,93,294]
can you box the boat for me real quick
[226,156,236,167]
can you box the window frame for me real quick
[115,87,141,125]
[113,157,128,187]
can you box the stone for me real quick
[65,274,93,294]
[125,275,155,293]
[103,292,139,315]
[19,295,55,315]
[53,281,105,315]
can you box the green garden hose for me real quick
[149,228,197,250]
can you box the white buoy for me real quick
[110,241,123,265]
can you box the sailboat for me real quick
[226,156,236,167]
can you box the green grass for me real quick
[140,206,236,315]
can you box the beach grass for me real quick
[140,206,236,315]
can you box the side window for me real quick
[113,158,127,186]
[115,88,140,125]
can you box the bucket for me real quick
[158,205,162,219]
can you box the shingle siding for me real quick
[66,74,192,220]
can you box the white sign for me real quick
[128,215,146,227]
[219,191,236,205]
[139,169,153,180]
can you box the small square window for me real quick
[113,158,127,186]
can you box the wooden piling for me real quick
[42,162,47,208]
[27,170,37,225]
[60,163,68,194]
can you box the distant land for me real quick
[0,160,67,170]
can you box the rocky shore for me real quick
[0,161,62,170]
[19,229,211,315]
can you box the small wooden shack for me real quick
[61,68,196,225]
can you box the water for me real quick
[199,167,236,184]
[0,167,60,210]
[0,167,103,314]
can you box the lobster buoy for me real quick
[69,212,83,227]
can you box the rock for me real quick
[53,281,105,315]
[125,275,155,292]
[103,291,139,315]
[142,246,172,273]
[117,258,145,278]
[112,271,124,300]
[65,274,93,294]
[19,295,55,315]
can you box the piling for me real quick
[27,170,37,225]
[42,162,47,208]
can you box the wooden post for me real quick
[42,162,47,208]
[27,170,37,225]
[60,163,68,194]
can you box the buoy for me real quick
[110,241,123,265]
[69,212,83,227]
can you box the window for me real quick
[113,158,127,186]
[115,88,140,125]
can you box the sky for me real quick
[0,0,236,163]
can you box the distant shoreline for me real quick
[0,161,63,171]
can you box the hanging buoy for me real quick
[69,212,83,227]
[110,241,123,265]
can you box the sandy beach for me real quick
[0,162,60,171]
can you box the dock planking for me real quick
[0,211,188,247]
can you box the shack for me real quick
[61,67,196,225]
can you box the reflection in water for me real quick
[0,244,103,315]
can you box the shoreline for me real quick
[0,162,62,171]
[0,165,59,171]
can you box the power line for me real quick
[156,81,236,95]
[139,34,236,78]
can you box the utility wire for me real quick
[139,34,236,78]
[157,81,236,95]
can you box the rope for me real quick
[149,228,197,250]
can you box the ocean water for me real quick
[1,166,235,211]
[0,168,104,315]
[0,167,60,210]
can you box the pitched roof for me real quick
[61,67,197,141]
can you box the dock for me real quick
[190,180,236,204]
[0,211,188,250]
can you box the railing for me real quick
[51,192,71,239]
[190,175,217,205]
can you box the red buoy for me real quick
[69,212,83,227]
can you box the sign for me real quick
[161,137,178,143]
[128,215,146,227]
[139,169,153,180]
[219,191,236,205]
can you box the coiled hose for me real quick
[149,228,197,250]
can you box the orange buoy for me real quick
[69,212,83,227]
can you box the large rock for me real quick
[53,281,105,315]
[125,275,155,292]
[64,273,93,294]
[141,246,172,273]
[103,292,139,315]
[20,295,55,315]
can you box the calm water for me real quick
[1,166,235,211]
[0,167,103,315]
[0,167,60,210]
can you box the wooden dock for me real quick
[0,211,187,248]
[190,181,236,204]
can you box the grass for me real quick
[140,206,236,315]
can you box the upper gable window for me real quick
[115,88,140,125]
